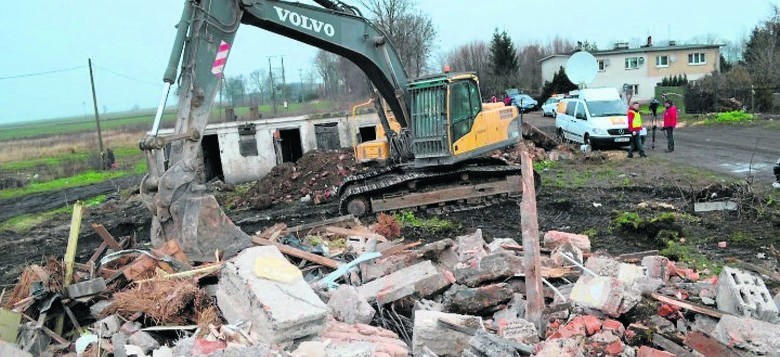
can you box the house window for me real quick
[627,84,639,97]
[656,55,669,67]
[598,60,607,72]
[625,57,640,70]
[688,52,706,65]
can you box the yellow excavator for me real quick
[139,0,538,261]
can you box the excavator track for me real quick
[338,160,539,216]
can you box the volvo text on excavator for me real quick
[138,0,539,261]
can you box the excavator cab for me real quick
[410,72,521,168]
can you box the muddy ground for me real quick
[0,112,778,286]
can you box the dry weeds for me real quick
[104,279,199,324]
[0,129,145,164]
[2,264,47,308]
[373,213,401,239]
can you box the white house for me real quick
[540,41,722,102]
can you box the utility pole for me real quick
[281,57,287,104]
[269,57,277,115]
[88,58,105,169]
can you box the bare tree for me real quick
[516,43,545,94]
[361,0,437,77]
[445,41,490,81]
[248,70,266,105]
[315,50,340,99]
[547,36,576,55]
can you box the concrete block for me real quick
[128,330,160,354]
[616,263,645,285]
[712,314,780,355]
[498,318,538,344]
[359,253,418,283]
[412,310,482,356]
[454,252,523,287]
[487,238,519,253]
[66,277,106,298]
[357,260,450,305]
[321,319,409,357]
[492,294,527,331]
[543,230,591,252]
[534,337,585,357]
[90,300,111,318]
[464,329,532,356]
[716,266,778,321]
[217,246,327,345]
[413,299,443,313]
[95,315,123,338]
[455,229,488,268]
[443,283,515,315]
[584,255,620,277]
[641,255,670,281]
[327,285,375,324]
[694,200,737,212]
[0,340,32,357]
[571,275,641,317]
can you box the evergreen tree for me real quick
[487,29,519,96]
[541,66,577,100]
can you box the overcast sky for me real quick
[1,0,777,124]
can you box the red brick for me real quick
[601,319,625,337]
[579,315,603,336]
[604,341,624,355]
[543,230,591,252]
[657,304,681,318]
[637,345,675,357]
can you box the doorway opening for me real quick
[201,134,224,182]
[278,128,303,163]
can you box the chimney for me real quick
[646,36,652,47]
[613,42,629,50]
[669,40,677,46]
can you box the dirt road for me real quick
[523,111,779,183]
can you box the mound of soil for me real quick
[240,149,364,209]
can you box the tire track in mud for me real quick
[0,175,142,222]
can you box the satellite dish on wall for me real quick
[565,51,598,88]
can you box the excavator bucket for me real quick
[149,192,250,262]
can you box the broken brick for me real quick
[657,303,681,318]
[601,319,625,337]
[443,283,515,315]
[641,255,670,281]
[412,310,482,356]
[453,252,523,287]
[604,340,624,355]
[358,260,450,305]
[636,346,675,357]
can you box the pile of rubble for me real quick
[1,209,778,357]
[238,149,365,209]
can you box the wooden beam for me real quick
[252,237,342,269]
[651,293,730,319]
[519,147,544,336]
[91,223,122,250]
[64,202,84,287]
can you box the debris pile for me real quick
[239,149,365,208]
[1,207,779,356]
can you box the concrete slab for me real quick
[694,201,737,212]
[412,310,482,356]
[327,285,375,324]
[217,246,327,345]
[357,260,450,305]
[712,315,780,355]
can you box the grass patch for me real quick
[703,111,754,125]
[0,170,128,200]
[0,195,106,233]
[395,211,460,234]
[533,159,557,171]
[660,239,722,275]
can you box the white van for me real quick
[555,88,631,148]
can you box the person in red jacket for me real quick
[627,101,646,158]
[663,99,677,152]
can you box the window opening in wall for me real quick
[625,57,641,69]
[656,55,669,67]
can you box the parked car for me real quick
[554,87,631,149]
[541,96,563,117]
[505,89,538,112]
[774,157,780,189]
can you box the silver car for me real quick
[541,97,561,117]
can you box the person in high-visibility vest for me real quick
[627,101,647,158]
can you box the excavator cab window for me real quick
[450,79,480,142]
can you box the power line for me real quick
[94,65,161,87]
[0,65,86,80]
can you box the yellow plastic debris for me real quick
[253,256,302,284]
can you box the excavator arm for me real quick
[139,0,414,260]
